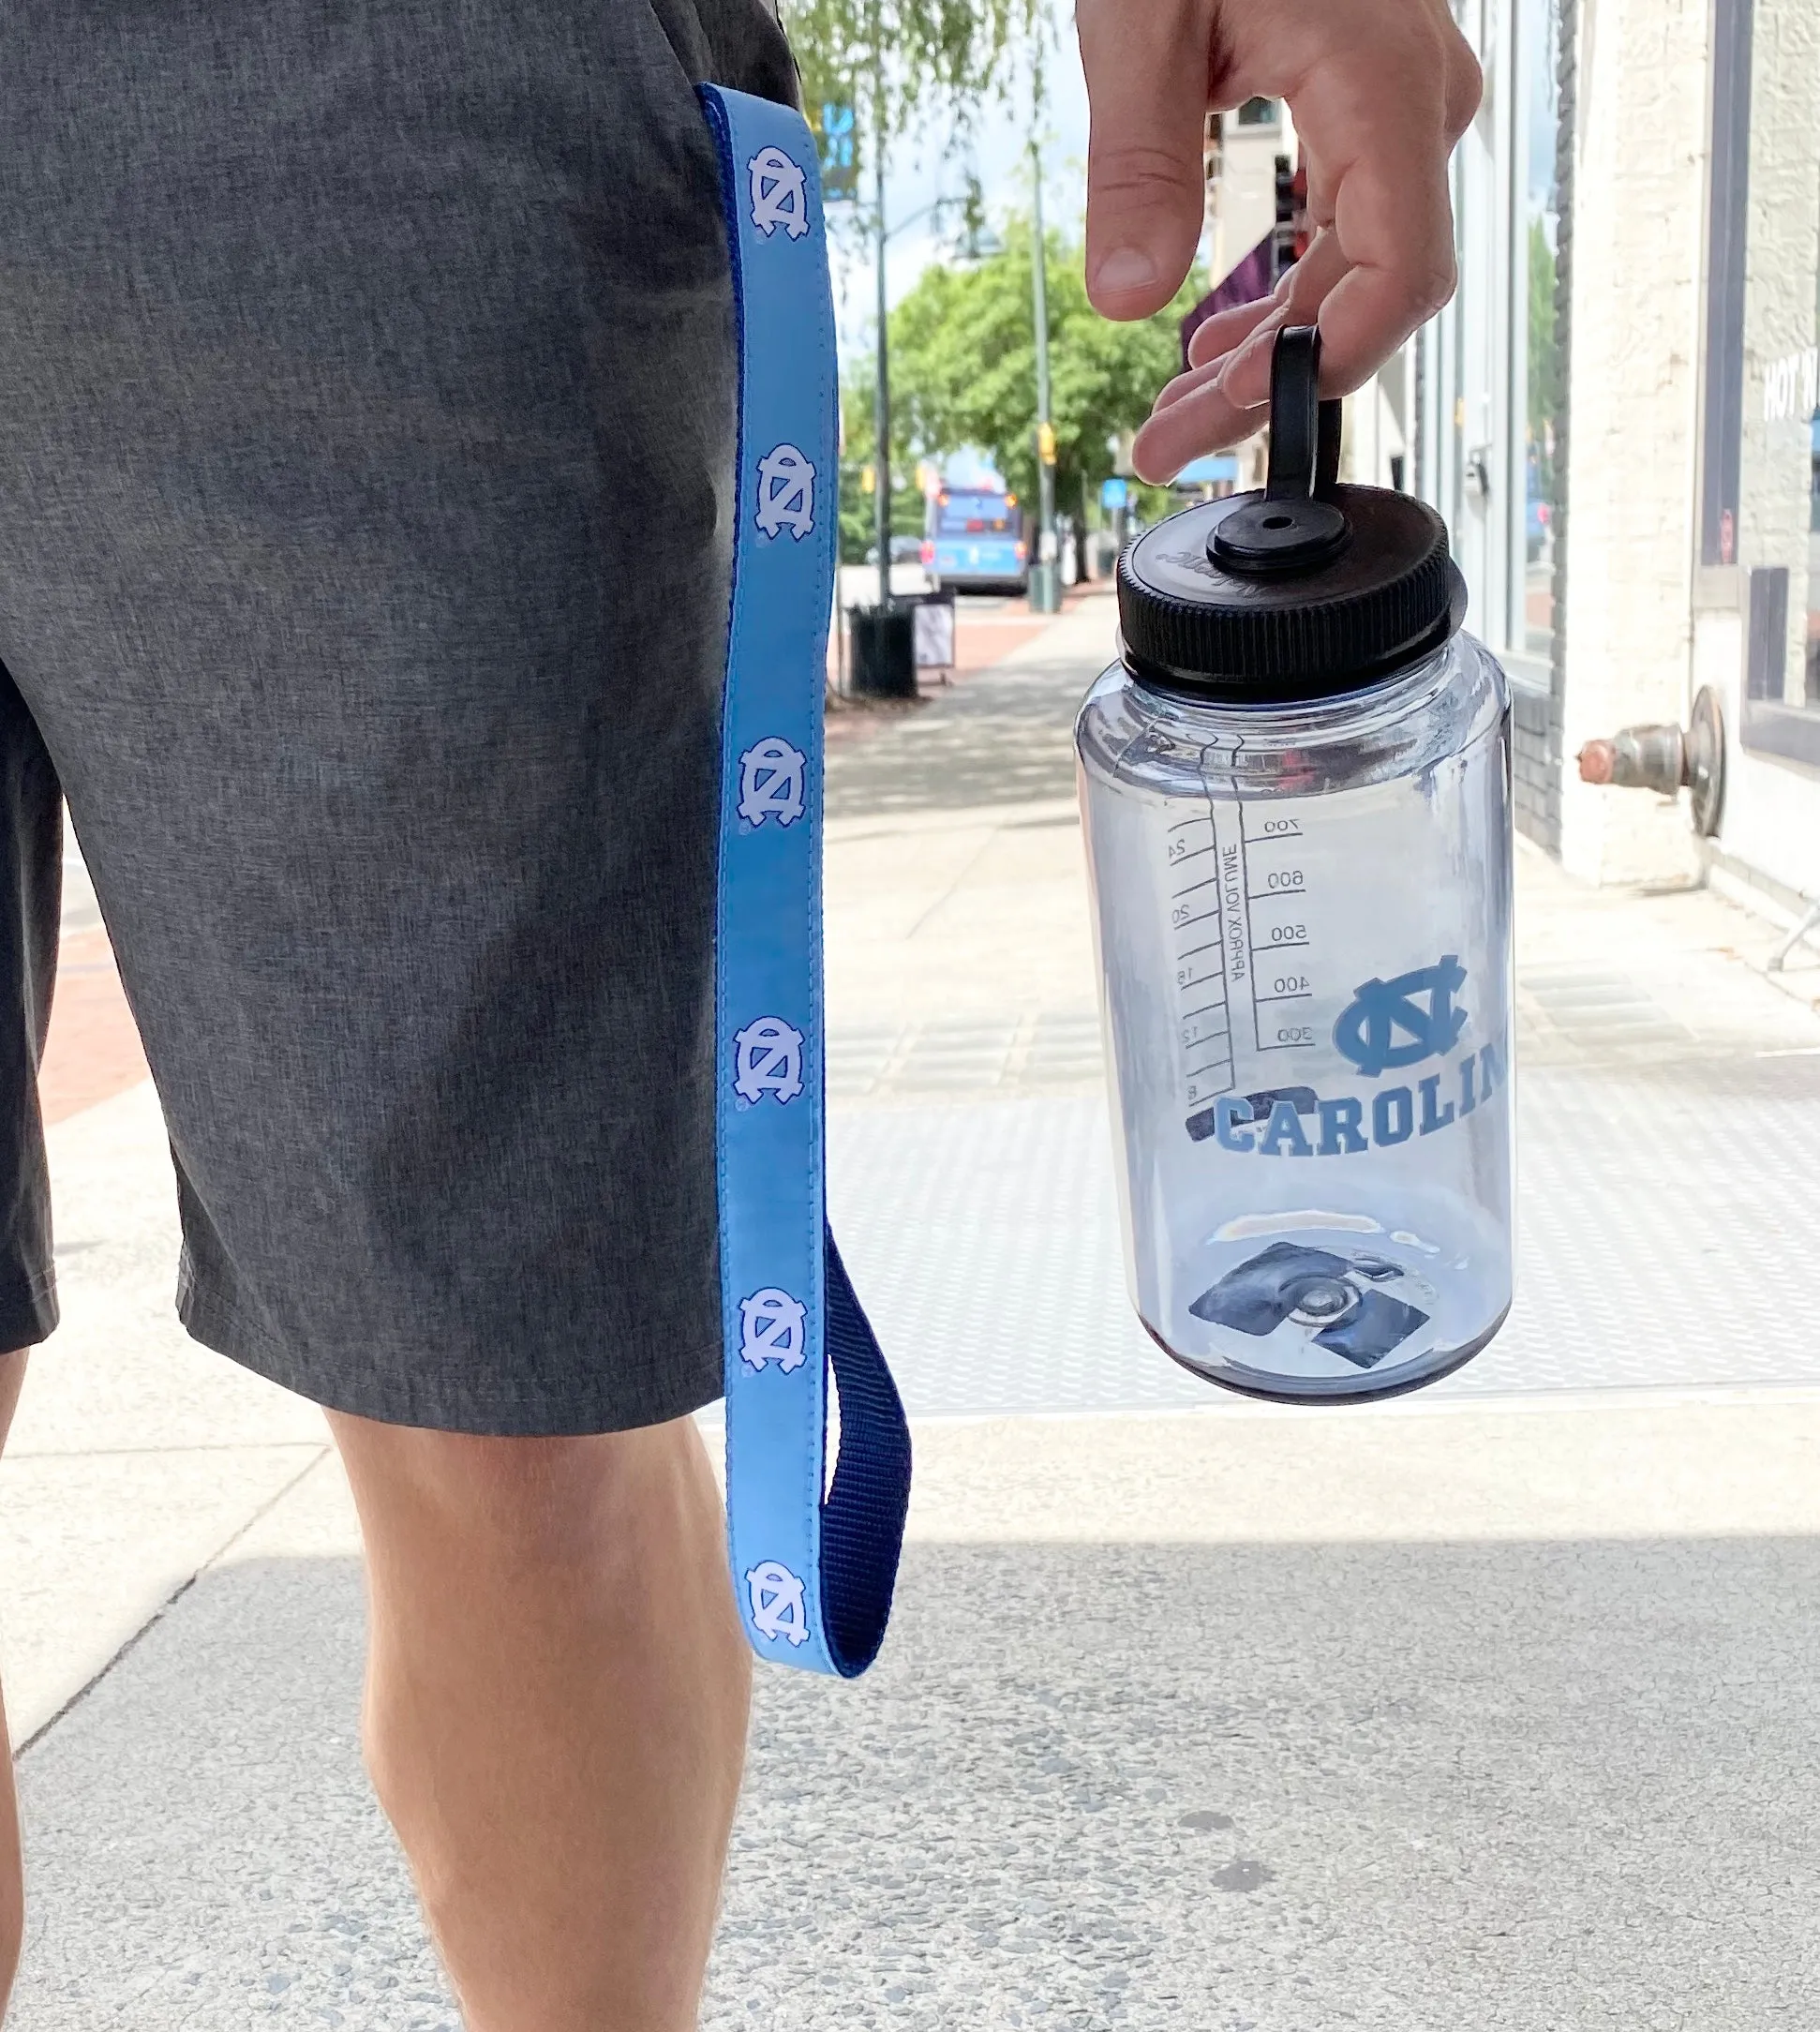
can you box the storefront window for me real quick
[1727,0,1820,759]
[1522,0,1562,657]
[1681,0,1812,764]
[1811,182,1819,705]
[1417,0,1565,687]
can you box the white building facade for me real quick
[1417,0,1820,918]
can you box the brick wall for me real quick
[1513,679,1562,847]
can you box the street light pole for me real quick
[873,48,892,612]
[1029,138,1058,612]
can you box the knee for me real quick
[332,1414,706,1572]
[0,1348,28,1453]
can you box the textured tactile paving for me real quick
[829,1011,1105,1099]
[828,1053,1820,1415]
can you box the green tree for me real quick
[838,357,924,563]
[888,219,1201,553]
[1528,217,1561,497]
[784,0,1048,176]
[786,0,1052,577]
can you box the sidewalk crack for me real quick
[14,1442,333,1756]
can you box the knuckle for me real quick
[1445,40,1485,132]
[1376,7,1484,138]
[1409,247,1459,317]
[1089,141,1203,209]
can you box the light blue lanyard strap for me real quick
[700,84,912,1679]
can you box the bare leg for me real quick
[0,1349,29,2024]
[326,1411,750,2032]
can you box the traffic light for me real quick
[1037,420,1057,466]
[858,464,875,494]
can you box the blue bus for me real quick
[922,487,1027,593]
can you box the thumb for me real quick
[1078,0,1211,320]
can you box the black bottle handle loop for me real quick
[1206,323,1350,574]
[1264,326,1344,502]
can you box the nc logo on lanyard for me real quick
[755,443,816,539]
[748,145,810,239]
[737,736,807,828]
[739,1287,807,1371]
[732,1017,804,1105]
[745,1561,811,1644]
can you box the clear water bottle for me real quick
[1077,329,1514,1404]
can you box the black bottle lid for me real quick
[1117,327,1467,703]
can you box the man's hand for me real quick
[1076,0,1482,482]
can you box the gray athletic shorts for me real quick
[0,0,798,1433]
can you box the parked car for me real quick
[862,534,932,567]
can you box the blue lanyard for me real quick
[700,84,911,1677]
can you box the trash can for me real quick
[1028,562,1063,614]
[848,605,917,699]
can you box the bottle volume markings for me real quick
[1165,813,1235,1111]
[1242,810,1317,1054]
[1169,802,1320,1143]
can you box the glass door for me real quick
[1435,0,1517,650]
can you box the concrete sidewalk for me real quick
[21,1362,1820,2031]
[11,584,1820,2028]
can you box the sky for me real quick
[825,32,1094,360]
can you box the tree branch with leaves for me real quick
[785,0,1050,168]
[887,219,1203,549]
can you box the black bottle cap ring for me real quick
[1115,322,1464,701]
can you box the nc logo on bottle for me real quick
[1334,957,1469,1078]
